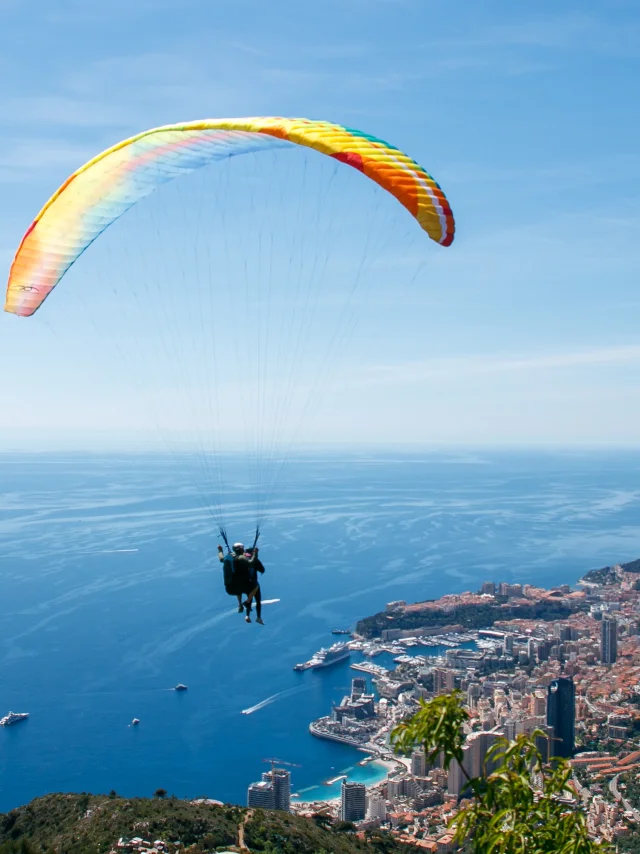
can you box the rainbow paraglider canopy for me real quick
[4,116,455,317]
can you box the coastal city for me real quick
[245,560,640,851]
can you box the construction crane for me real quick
[262,757,301,775]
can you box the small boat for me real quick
[0,711,29,726]
[175,684,188,692]
[132,718,140,726]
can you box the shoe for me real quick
[256,618,264,625]
[245,615,251,623]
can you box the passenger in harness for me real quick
[242,546,265,625]
[218,542,258,619]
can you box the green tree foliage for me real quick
[392,691,468,771]
[153,789,168,799]
[244,808,405,853]
[391,692,611,853]
[0,841,37,854]
[311,813,333,829]
[620,835,640,854]
[333,820,356,833]
[365,829,399,853]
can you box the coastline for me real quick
[294,571,601,811]
[297,635,473,807]
[292,757,396,806]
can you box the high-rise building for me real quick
[387,775,420,801]
[340,781,366,822]
[601,616,618,664]
[247,768,291,811]
[498,582,522,598]
[481,581,496,595]
[411,749,427,777]
[467,682,483,707]
[351,677,367,698]
[546,677,575,758]
[536,640,552,663]
[533,689,547,718]
[503,719,516,741]
[447,730,503,795]
[434,667,456,693]
[262,769,291,811]
[247,780,274,809]
[534,725,555,762]
[366,794,387,821]
[554,625,572,642]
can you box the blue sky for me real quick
[1,0,640,450]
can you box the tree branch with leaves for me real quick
[391,691,611,853]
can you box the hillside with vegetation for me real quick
[356,598,580,639]
[0,793,418,854]
[583,557,640,585]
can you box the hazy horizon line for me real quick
[2,441,640,456]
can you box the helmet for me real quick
[233,542,245,554]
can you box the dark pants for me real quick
[244,584,261,619]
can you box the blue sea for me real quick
[2,449,640,812]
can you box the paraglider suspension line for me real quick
[220,527,231,553]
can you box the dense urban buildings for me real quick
[291,561,640,847]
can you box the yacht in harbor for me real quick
[0,712,29,726]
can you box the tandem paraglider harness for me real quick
[219,526,260,595]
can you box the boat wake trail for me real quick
[241,685,306,715]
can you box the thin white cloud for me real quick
[230,40,371,61]
[429,12,640,56]
[0,95,131,128]
[0,138,98,177]
[352,345,640,386]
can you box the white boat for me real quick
[0,712,29,726]
[132,718,140,726]
[294,642,350,671]
[309,643,350,669]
